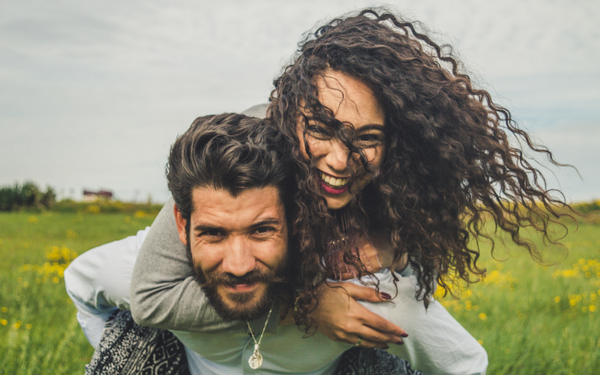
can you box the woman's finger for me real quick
[349,337,391,349]
[331,281,390,303]
[325,282,408,338]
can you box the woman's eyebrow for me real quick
[356,124,385,132]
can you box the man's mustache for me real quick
[200,268,287,289]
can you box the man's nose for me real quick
[221,237,256,277]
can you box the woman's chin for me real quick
[324,194,351,210]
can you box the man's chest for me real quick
[172,325,350,374]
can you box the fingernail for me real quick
[380,292,392,300]
[400,333,409,338]
[396,340,404,345]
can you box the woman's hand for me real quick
[313,281,408,348]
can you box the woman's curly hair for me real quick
[268,8,574,333]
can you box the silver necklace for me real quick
[246,304,274,369]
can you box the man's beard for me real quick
[189,244,289,321]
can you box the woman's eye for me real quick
[355,133,384,147]
[307,124,333,139]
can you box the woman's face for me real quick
[297,69,386,210]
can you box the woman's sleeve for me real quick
[129,198,280,333]
[354,271,488,375]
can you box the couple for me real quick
[65,9,569,375]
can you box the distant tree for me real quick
[19,181,41,208]
[0,181,56,211]
[0,186,17,211]
[40,186,57,209]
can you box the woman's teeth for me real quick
[320,173,349,187]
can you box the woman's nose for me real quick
[325,138,352,172]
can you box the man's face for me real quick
[174,185,289,321]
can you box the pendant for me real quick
[249,346,263,369]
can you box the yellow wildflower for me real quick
[479,313,487,320]
[66,229,78,239]
[87,204,101,214]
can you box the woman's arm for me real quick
[352,271,488,375]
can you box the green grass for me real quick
[436,222,600,374]
[0,212,156,375]
[1,212,599,374]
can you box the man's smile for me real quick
[223,282,261,293]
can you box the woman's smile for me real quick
[318,171,350,194]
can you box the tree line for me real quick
[0,181,56,211]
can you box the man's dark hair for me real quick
[167,113,295,228]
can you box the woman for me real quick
[263,8,571,333]
[85,8,570,375]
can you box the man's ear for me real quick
[173,205,188,246]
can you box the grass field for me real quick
[0,212,156,375]
[1,211,599,374]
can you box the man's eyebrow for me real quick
[250,219,283,229]
[194,225,223,233]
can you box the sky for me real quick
[1,0,599,203]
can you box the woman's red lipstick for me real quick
[317,172,349,195]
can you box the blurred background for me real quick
[1,0,598,203]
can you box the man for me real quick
[65,113,417,375]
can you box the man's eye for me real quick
[252,227,275,236]
[201,230,224,238]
